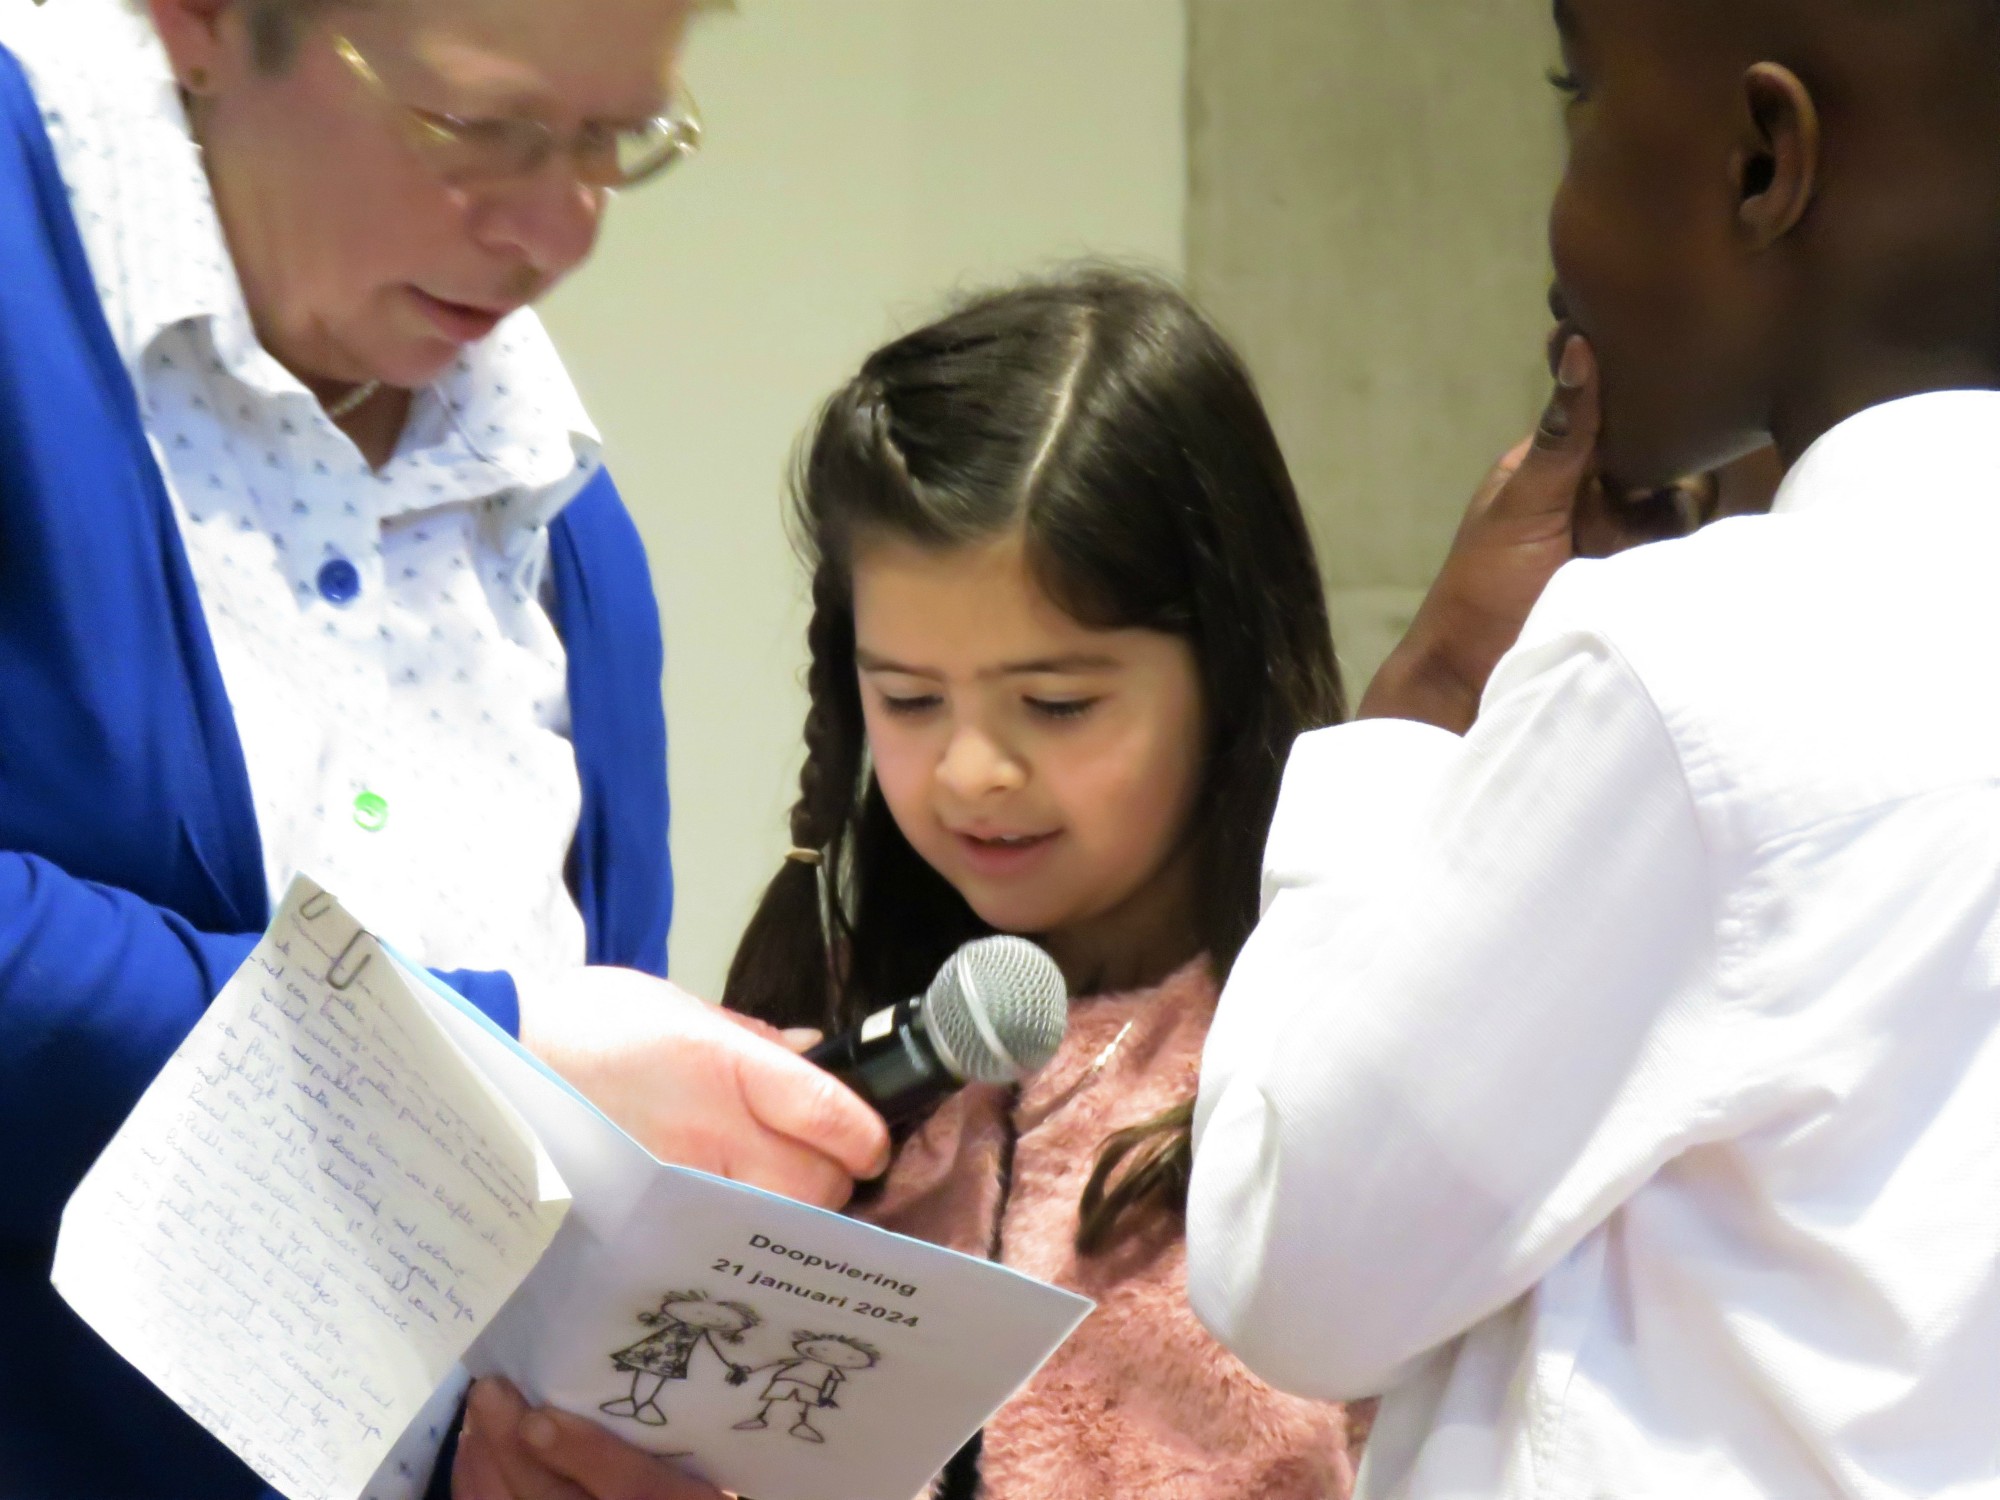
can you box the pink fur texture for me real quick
[859,960,1358,1500]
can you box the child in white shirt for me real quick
[1188,3,2000,1498]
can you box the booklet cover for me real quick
[53,878,1093,1500]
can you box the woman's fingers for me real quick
[455,1380,721,1500]
[511,1403,729,1500]
[716,1005,824,1054]
[453,1381,593,1500]
[519,968,884,1205]
[733,1040,891,1186]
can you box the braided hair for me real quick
[724,267,1344,1251]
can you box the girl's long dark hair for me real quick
[724,268,1344,1251]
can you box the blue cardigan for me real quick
[0,42,672,1499]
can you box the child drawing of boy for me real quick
[731,1332,881,1445]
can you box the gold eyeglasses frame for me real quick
[330,32,703,190]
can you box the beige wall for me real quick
[1188,0,1562,693]
[542,1,1187,996]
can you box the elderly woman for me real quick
[0,0,887,1496]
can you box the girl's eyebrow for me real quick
[855,650,1123,676]
[855,649,935,675]
[994,655,1123,676]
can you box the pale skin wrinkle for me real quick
[146,0,695,465]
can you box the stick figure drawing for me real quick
[599,1291,761,1427]
[731,1332,882,1445]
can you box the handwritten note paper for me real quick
[54,879,1090,1500]
[53,879,570,1500]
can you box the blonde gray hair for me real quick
[142,0,733,77]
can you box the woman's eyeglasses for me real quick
[331,33,702,190]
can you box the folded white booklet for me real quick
[53,878,1093,1500]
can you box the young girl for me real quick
[724,269,1358,1500]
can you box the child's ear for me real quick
[1735,62,1821,249]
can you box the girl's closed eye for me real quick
[878,690,944,717]
[1024,695,1101,722]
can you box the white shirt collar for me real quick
[34,0,600,523]
[1774,389,2000,522]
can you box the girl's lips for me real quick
[410,288,506,345]
[953,830,1060,879]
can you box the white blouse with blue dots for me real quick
[9,0,602,990]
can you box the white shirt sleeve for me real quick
[1188,626,1730,1402]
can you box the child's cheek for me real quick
[863,721,925,812]
[1053,734,1151,856]
[867,729,952,858]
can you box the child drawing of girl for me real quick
[600,1291,760,1428]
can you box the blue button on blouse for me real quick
[316,557,361,606]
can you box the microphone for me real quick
[806,937,1069,1126]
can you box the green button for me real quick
[353,792,390,832]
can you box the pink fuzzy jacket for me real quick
[857,959,1360,1500]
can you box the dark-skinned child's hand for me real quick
[1361,335,1712,734]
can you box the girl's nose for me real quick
[937,725,1026,799]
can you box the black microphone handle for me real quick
[804,996,959,1126]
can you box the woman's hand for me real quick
[1359,336,1711,734]
[453,1379,726,1500]
[518,967,889,1210]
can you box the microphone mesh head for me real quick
[922,936,1069,1084]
